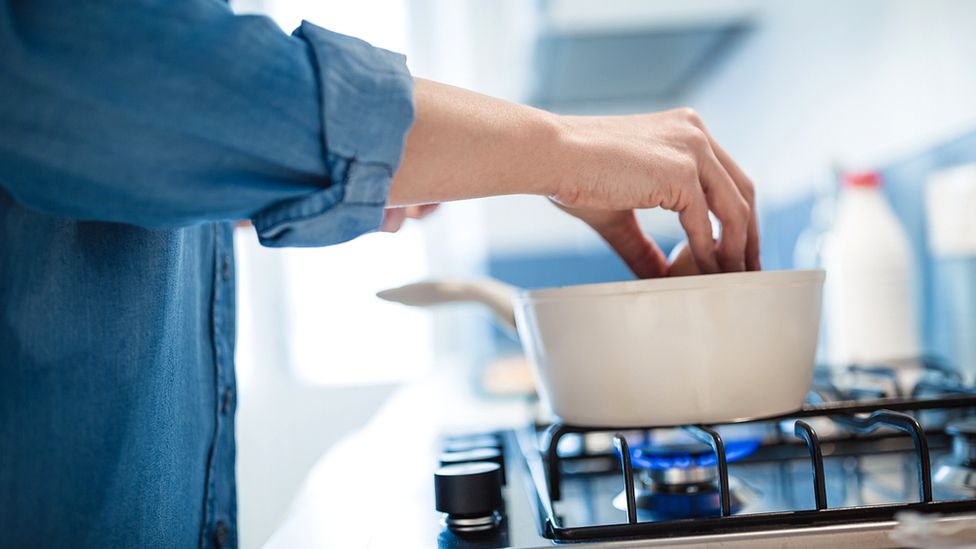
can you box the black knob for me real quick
[440,448,506,484]
[443,435,503,453]
[434,462,503,517]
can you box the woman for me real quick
[0,1,757,547]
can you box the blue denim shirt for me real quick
[0,2,414,547]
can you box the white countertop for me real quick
[262,369,534,549]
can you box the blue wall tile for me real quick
[762,129,976,371]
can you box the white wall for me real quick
[688,0,976,205]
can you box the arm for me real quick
[391,79,760,276]
[1,2,755,269]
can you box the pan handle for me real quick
[376,279,518,332]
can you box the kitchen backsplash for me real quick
[763,128,976,374]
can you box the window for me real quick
[233,0,434,386]
[279,227,434,385]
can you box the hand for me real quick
[549,108,759,277]
[379,203,439,233]
[390,81,759,276]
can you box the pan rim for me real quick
[515,268,825,302]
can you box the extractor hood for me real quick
[529,0,764,110]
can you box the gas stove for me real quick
[433,359,976,548]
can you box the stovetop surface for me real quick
[543,433,961,527]
[440,425,976,548]
[436,361,976,548]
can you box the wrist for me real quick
[537,113,592,204]
[528,111,580,199]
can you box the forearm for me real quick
[388,78,563,206]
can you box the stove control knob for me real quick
[434,462,503,532]
[947,419,976,466]
[443,434,503,453]
[439,447,506,484]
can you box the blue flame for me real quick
[629,439,761,470]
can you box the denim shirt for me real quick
[0,2,414,547]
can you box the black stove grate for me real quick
[526,394,976,542]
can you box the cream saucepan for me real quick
[378,269,825,428]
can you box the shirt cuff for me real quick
[252,21,415,248]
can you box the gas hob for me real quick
[433,361,976,548]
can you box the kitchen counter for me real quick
[263,368,534,549]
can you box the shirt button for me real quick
[221,387,234,414]
[220,255,231,281]
[214,521,229,548]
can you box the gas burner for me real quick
[611,441,760,519]
[612,473,757,519]
[812,358,972,404]
[934,418,976,492]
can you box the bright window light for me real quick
[260,0,410,55]
[279,225,434,385]
[231,0,432,386]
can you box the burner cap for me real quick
[645,463,716,487]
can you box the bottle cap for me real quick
[843,171,882,188]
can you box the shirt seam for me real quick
[253,156,390,231]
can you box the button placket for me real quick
[203,225,238,548]
[220,254,231,282]
[221,387,234,414]
[214,520,229,549]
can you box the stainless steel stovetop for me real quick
[433,360,976,548]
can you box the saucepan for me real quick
[378,269,825,428]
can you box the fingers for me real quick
[594,211,669,278]
[405,203,440,220]
[700,129,761,271]
[677,194,720,274]
[699,148,748,272]
[380,208,407,232]
[557,206,669,278]
[381,203,440,232]
[745,212,761,271]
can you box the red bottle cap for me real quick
[843,171,882,188]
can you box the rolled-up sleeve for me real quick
[0,1,414,247]
[253,23,413,247]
